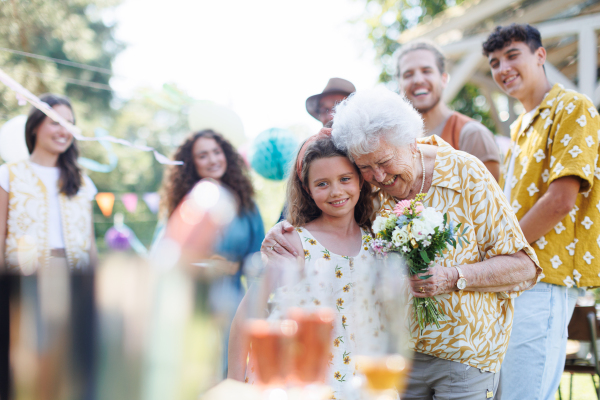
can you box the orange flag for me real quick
[96,193,115,217]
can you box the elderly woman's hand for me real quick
[261,221,298,257]
[409,265,458,298]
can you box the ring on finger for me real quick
[270,246,275,252]
[419,287,425,293]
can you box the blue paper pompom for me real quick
[249,128,299,181]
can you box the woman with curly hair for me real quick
[160,129,264,377]
[161,129,264,274]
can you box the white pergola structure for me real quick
[397,0,600,136]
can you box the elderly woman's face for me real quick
[353,139,418,199]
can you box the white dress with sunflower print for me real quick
[245,226,380,400]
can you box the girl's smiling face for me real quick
[307,156,362,218]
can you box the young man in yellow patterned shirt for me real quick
[483,24,600,400]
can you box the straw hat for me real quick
[306,78,356,120]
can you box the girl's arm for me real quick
[227,292,251,381]
[0,188,7,270]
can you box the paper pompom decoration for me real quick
[249,128,299,181]
[0,115,28,163]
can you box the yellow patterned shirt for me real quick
[499,84,600,288]
[377,135,541,373]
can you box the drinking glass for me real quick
[353,254,412,400]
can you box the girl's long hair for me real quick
[286,135,373,229]
[25,93,82,197]
[161,130,255,218]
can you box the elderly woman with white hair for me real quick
[262,87,541,399]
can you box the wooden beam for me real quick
[545,63,578,91]
[578,27,598,99]
[443,51,484,103]
[398,0,519,44]
[441,13,600,56]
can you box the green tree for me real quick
[0,0,123,118]
[357,0,497,133]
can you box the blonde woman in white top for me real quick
[0,93,97,272]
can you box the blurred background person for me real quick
[306,77,356,126]
[394,41,501,181]
[160,129,265,375]
[0,93,98,272]
[161,129,264,274]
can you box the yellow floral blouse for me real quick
[499,84,600,288]
[378,135,541,373]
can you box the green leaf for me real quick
[419,274,433,279]
[420,250,430,263]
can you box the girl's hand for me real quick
[409,265,459,298]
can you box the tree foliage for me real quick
[0,0,123,118]
[357,0,497,133]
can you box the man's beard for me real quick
[411,92,442,114]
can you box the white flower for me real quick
[422,240,431,247]
[563,276,575,288]
[583,252,595,265]
[533,149,546,162]
[536,236,548,250]
[420,207,444,230]
[568,146,583,158]
[576,115,587,127]
[411,219,432,241]
[391,226,410,246]
[402,246,410,253]
[586,136,595,147]
[554,222,566,234]
[565,239,578,256]
[573,269,582,284]
[582,216,594,230]
[560,134,572,147]
[542,169,550,183]
[550,255,562,269]
[372,215,387,234]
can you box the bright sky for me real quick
[111,0,382,140]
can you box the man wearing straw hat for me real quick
[306,78,356,126]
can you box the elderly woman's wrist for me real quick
[449,266,460,290]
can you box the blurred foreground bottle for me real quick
[2,180,241,400]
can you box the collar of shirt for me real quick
[419,135,462,194]
[511,84,562,140]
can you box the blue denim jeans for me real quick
[499,281,580,400]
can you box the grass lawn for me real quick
[556,373,598,399]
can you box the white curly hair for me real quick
[331,86,424,161]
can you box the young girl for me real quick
[228,129,380,398]
[0,93,97,272]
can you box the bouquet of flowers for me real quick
[363,194,469,331]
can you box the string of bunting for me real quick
[95,192,160,217]
[0,67,183,166]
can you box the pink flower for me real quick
[393,200,412,216]
[414,204,424,214]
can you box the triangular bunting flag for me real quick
[143,192,160,214]
[121,193,138,213]
[96,193,115,217]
